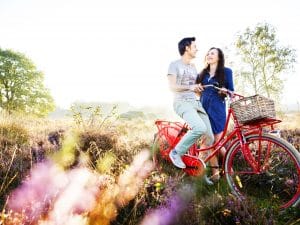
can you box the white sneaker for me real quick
[169,149,186,169]
[204,173,220,185]
[204,174,214,185]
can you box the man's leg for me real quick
[169,101,208,168]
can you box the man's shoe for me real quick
[169,150,186,169]
[204,173,221,185]
[204,174,214,185]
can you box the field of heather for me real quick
[0,110,299,225]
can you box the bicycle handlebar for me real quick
[203,84,234,97]
[203,84,222,90]
[201,81,244,99]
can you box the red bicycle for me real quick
[152,86,300,209]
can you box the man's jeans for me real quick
[173,99,214,156]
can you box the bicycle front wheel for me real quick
[224,133,300,209]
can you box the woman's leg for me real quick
[196,111,221,182]
[201,132,223,182]
[210,132,223,180]
[214,132,226,157]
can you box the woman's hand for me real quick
[218,87,228,95]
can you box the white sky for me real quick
[0,0,300,109]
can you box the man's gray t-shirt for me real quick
[168,59,198,100]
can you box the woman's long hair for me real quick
[196,47,225,87]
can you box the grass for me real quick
[0,110,299,224]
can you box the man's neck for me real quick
[181,54,192,65]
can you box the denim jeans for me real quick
[173,99,214,155]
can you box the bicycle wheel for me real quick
[152,133,183,176]
[224,133,300,209]
[152,133,204,177]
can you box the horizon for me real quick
[50,99,300,114]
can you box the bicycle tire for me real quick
[224,133,300,209]
[152,132,184,176]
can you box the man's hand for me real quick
[190,84,204,93]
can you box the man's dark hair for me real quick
[178,37,196,56]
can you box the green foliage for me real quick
[234,23,296,100]
[51,132,78,169]
[0,48,55,117]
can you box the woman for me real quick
[197,47,234,183]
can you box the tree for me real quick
[234,23,296,99]
[0,48,55,117]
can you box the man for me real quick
[167,37,214,169]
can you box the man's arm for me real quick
[167,75,203,93]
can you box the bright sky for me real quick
[0,0,300,109]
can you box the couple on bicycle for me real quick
[167,37,234,184]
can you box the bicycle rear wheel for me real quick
[152,133,183,176]
[152,133,204,177]
[224,133,300,209]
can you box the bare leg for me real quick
[202,132,224,182]
[210,132,223,180]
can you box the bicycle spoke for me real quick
[152,134,185,177]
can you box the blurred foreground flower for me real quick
[89,150,154,225]
[5,149,154,225]
[140,183,195,225]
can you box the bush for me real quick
[0,145,32,208]
[79,130,117,152]
[0,123,29,147]
[76,129,131,175]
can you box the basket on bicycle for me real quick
[230,94,276,125]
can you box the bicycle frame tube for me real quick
[198,100,267,173]
[199,107,238,163]
[158,91,282,173]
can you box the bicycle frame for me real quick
[154,90,300,209]
[203,93,282,170]
[155,92,282,173]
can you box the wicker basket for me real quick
[230,94,276,125]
